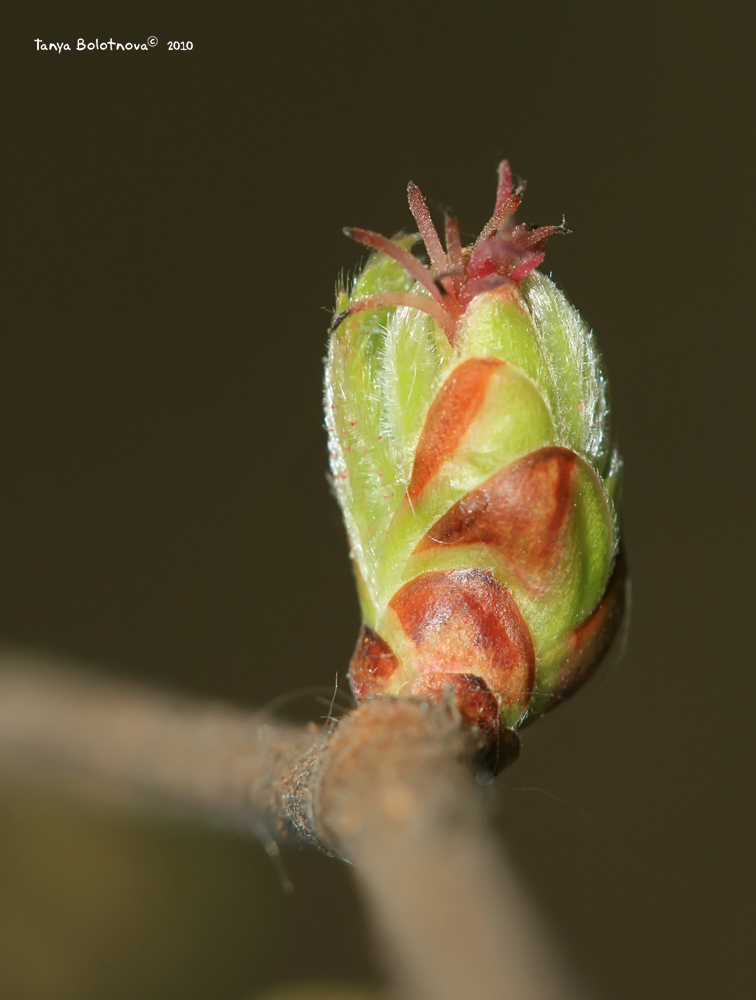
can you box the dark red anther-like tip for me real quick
[335,162,566,346]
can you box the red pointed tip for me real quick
[443,215,464,294]
[495,160,513,213]
[343,226,376,246]
[509,252,545,283]
[407,181,449,277]
[329,292,458,345]
[342,227,445,304]
[511,222,571,254]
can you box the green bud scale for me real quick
[325,161,625,764]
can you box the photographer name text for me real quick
[33,38,193,53]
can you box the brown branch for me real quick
[0,649,317,837]
[0,650,588,1000]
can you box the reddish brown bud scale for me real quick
[404,672,502,750]
[550,552,627,709]
[408,358,503,502]
[348,568,537,749]
[349,625,400,701]
[389,569,536,711]
[415,447,578,597]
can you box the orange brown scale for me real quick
[404,671,501,748]
[546,550,627,713]
[416,446,578,596]
[389,568,536,712]
[348,625,400,701]
[407,358,504,503]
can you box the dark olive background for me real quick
[2,2,754,998]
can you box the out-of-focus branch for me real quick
[0,651,586,1000]
[0,650,317,838]
[314,698,585,1000]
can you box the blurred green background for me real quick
[3,1,754,998]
